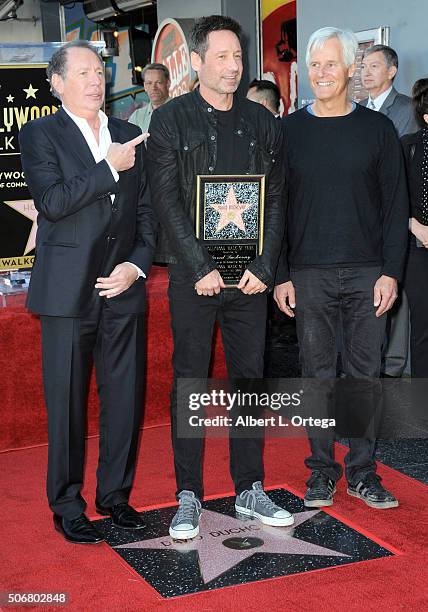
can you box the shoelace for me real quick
[176,495,201,522]
[360,472,382,493]
[240,488,278,512]
[307,471,331,493]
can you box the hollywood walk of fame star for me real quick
[115,509,349,584]
[211,185,252,233]
[6,95,14,103]
[23,84,38,100]
[4,200,38,255]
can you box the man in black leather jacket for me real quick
[147,15,292,540]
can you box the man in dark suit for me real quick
[19,41,155,544]
[361,44,418,378]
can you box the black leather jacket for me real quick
[146,89,285,289]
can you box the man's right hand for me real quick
[195,270,225,296]
[106,133,149,172]
[274,281,296,317]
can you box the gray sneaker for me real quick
[169,490,202,540]
[235,482,294,526]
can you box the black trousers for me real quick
[382,289,410,376]
[290,266,386,485]
[40,302,145,519]
[168,271,267,500]
[403,240,428,378]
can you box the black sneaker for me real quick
[304,471,336,507]
[347,473,398,509]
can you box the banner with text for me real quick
[0,64,58,270]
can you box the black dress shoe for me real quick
[95,502,145,530]
[53,513,104,544]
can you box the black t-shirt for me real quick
[215,101,248,175]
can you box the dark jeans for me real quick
[290,266,386,485]
[403,240,428,378]
[168,267,266,500]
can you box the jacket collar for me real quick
[402,128,423,145]
[193,87,242,116]
[107,116,124,143]
[192,88,257,140]
[194,88,221,118]
[361,87,397,111]
[381,86,398,110]
[55,107,95,167]
[55,106,124,164]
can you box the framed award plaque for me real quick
[196,175,265,286]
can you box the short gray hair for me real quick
[142,63,170,82]
[363,45,399,70]
[306,27,358,68]
[47,40,103,100]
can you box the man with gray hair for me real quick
[361,45,417,137]
[274,27,408,510]
[19,40,155,544]
[129,63,171,133]
[361,44,418,378]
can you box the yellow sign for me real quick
[0,255,35,270]
[0,64,57,270]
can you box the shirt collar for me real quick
[368,85,393,111]
[150,97,171,110]
[62,105,109,130]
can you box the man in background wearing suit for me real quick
[361,45,418,136]
[19,41,155,544]
[361,44,418,378]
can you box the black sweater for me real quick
[276,104,409,283]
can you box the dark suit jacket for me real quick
[401,129,426,224]
[361,87,418,137]
[19,107,155,317]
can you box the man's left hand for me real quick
[373,275,398,317]
[95,262,139,298]
[237,270,267,295]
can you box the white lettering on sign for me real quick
[165,42,190,97]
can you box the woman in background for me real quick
[401,78,428,378]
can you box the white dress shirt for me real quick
[62,106,144,278]
[366,85,392,112]
[62,105,119,185]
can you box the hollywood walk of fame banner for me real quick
[0,64,58,271]
[196,175,265,286]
